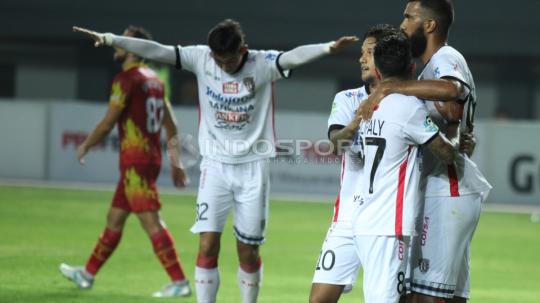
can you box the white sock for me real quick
[195,266,220,303]
[237,266,263,303]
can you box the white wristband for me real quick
[103,33,115,46]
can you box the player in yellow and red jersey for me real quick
[59,26,192,298]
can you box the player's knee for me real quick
[237,241,259,264]
[199,233,220,256]
[136,212,162,236]
[106,209,128,231]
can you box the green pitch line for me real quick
[0,186,539,303]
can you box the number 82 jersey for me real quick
[109,63,165,168]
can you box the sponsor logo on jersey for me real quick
[398,241,405,260]
[215,111,250,123]
[419,258,430,273]
[223,82,239,94]
[421,216,430,246]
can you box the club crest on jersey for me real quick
[223,82,239,94]
[423,116,439,133]
[418,258,430,273]
[243,77,255,96]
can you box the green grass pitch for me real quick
[0,185,539,302]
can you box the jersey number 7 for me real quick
[364,137,386,194]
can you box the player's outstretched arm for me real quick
[77,105,123,165]
[358,79,465,120]
[73,26,177,65]
[278,36,358,70]
[162,100,188,188]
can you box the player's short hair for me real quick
[125,25,153,40]
[363,24,400,42]
[408,0,454,37]
[208,19,245,54]
[374,32,412,79]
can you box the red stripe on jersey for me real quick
[448,164,460,197]
[395,146,412,238]
[333,156,346,222]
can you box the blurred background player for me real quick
[309,24,400,303]
[359,0,492,302]
[73,19,357,303]
[59,26,191,298]
[352,32,459,303]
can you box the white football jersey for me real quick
[419,45,492,197]
[180,45,290,164]
[326,86,369,236]
[352,94,439,237]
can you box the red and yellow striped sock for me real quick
[151,229,186,282]
[85,228,122,275]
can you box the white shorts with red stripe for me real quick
[354,235,410,303]
[408,192,486,299]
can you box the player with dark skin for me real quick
[358,1,476,157]
[356,1,476,302]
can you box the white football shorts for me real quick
[312,227,362,293]
[409,192,485,299]
[190,157,270,245]
[354,235,410,303]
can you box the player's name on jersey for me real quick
[359,119,386,137]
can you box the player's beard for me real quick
[408,27,427,58]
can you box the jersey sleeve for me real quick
[403,103,440,145]
[430,53,471,101]
[328,92,355,128]
[258,50,291,82]
[109,74,132,109]
[179,45,207,73]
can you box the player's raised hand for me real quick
[357,83,389,121]
[171,166,189,188]
[76,144,88,165]
[329,36,359,53]
[73,26,111,47]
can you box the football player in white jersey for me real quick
[73,20,358,303]
[352,32,459,303]
[309,24,401,303]
[358,1,492,302]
